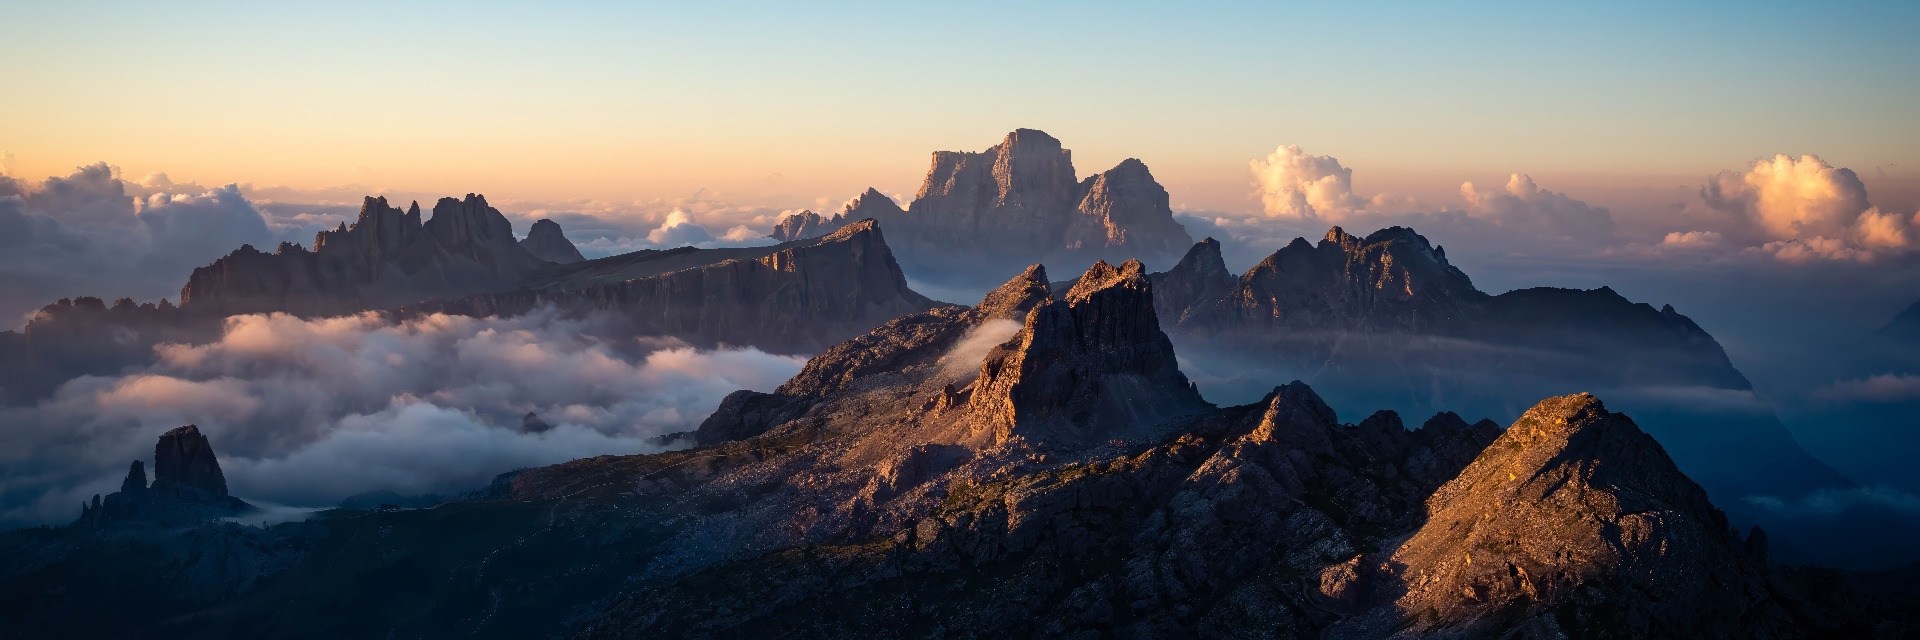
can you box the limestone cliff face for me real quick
[519,218,586,264]
[178,194,549,316]
[966,259,1208,447]
[1327,394,1791,639]
[824,129,1194,276]
[406,220,937,353]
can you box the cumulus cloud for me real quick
[0,308,804,526]
[1660,230,1725,250]
[1459,174,1614,238]
[0,164,277,324]
[1250,145,1368,220]
[1700,154,1917,262]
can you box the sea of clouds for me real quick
[0,308,803,527]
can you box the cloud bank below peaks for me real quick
[0,307,804,526]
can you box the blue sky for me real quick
[4,0,1915,207]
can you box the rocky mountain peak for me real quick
[78,425,252,528]
[119,460,148,494]
[967,259,1206,448]
[520,218,586,264]
[1330,392,1787,637]
[424,193,515,248]
[975,264,1053,320]
[151,424,229,498]
[845,187,901,217]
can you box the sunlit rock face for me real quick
[768,129,1195,280]
[518,218,586,264]
[966,259,1207,448]
[1326,394,1790,639]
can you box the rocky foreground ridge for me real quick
[766,129,1195,277]
[3,258,1905,638]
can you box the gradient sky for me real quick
[4,0,1917,211]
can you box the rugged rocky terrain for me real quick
[1146,227,1850,514]
[2,258,1906,638]
[0,204,935,401]
[180,194,554,316]
[765,129,1195,279]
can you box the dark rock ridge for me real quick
[404,219,939,353]
[179,194,551,316]
[769,129,1195,276]
[77,425,252,527]
[1148,226,1849,506]
[519,218,586,264]
[0,261,1895,637]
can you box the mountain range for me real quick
[1140,228,1851,517]
[1,260,1911,637]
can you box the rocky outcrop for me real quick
[1148,237,1236,326]
[405,219,939,353]
[77,425,252,528]
[1327,394,1792,639]
[768,189,897,243]
[151,425,230,499]
[178,194,550,316]
[833,129,1194,278]
[519,218,586,264]
[966,259,1208,447]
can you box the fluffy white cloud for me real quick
[1459,174,1615,238]
[0,308,805,525]
[1250,145,1367,220]
[1700,154,1916,261]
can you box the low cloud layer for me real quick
[0,308,803,526]
[1819,373,1920,403]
